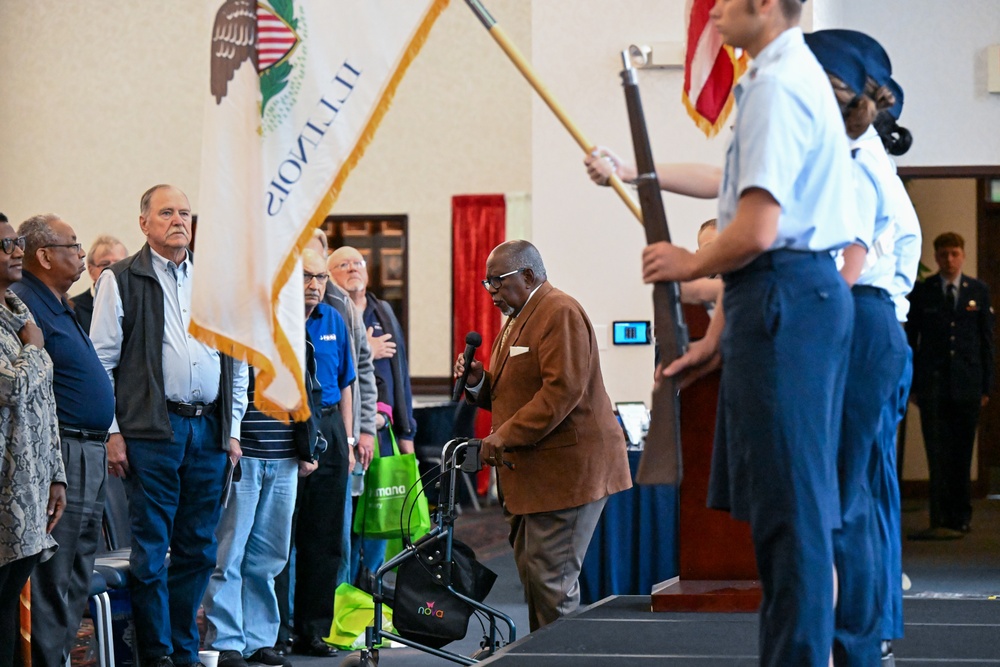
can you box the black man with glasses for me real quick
[454,239,631,632]
[8,214,104,667]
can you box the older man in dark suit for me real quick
[907,232,994,538]
[455,240,631,631]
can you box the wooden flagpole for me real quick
[465,0,643,224]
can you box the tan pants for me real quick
[507,496,607,632]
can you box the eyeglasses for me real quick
[333,259,367,271]
[43,243,84,253]
[303,272,329,284]
[481,268,525,290]
[0,236,26,255]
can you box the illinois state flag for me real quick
[682,0,747,138]
[192,0,448,419]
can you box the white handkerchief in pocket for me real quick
[510,345,530,357]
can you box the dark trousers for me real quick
[918,390,981,530]
[875,347,911,640]
[833,288,908,667]
[126,411,227,663]
[712,251,852,667]
[31,435,107,667]
[0,554,41,667]
[279,407,349,642]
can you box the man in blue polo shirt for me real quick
[12,214,116,667]
[291,249,355,656]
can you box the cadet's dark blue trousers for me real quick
[833,285,908,666]
[875,345,911,641]
[710,250,852,667]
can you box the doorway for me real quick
[898,167,1000,498]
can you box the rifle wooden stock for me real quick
[620,55,689,486]
[464,0,642,223]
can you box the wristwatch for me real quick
[347,436,356,447]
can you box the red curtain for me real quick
[452,194,505,493]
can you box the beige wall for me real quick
[0,0,209,256]
[901,178,980,481]
[814,0,1000,168]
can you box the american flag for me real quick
[682,0,746,138]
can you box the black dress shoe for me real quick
[147,657,175,667]
[217,649,249,667]
[293,636,338,657]
[246,647,292,667]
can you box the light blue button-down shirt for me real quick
[852,148,896,293]
[91,247,248,438]
[852,126,921,321]
[717,28,856,253]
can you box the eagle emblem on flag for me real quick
[211,0,301,114]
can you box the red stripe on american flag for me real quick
[695,49,735,122]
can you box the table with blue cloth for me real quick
[580,450,678,604]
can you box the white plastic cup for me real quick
[198,650,220,667]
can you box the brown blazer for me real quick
[473,282,631,515]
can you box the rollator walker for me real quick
[339,438,517,666]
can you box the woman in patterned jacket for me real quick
[0,213,66,665]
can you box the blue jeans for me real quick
[126,412,227,663]
[203,457,298,656]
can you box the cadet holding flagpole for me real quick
[639,0,856,663]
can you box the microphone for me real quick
[452,331,483,401]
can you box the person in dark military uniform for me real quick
[907,232,994,538]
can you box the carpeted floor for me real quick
[70,497,999,666]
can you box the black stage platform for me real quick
[478,595,1000,666]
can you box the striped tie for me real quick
[499,317,514,350]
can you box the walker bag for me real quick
[392,539,498,648]
[353,428,432,539]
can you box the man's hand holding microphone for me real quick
[453,335,513,470]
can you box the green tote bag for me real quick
[353,427,432,539]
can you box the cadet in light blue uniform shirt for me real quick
[854,70,921,651]
[641,3,855,663]
[806,29,912,666]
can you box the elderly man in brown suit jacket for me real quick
[455,240,632,632]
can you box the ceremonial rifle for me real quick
[620,51,688,485]
[463,0,687,483]
[464,0,642,223]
